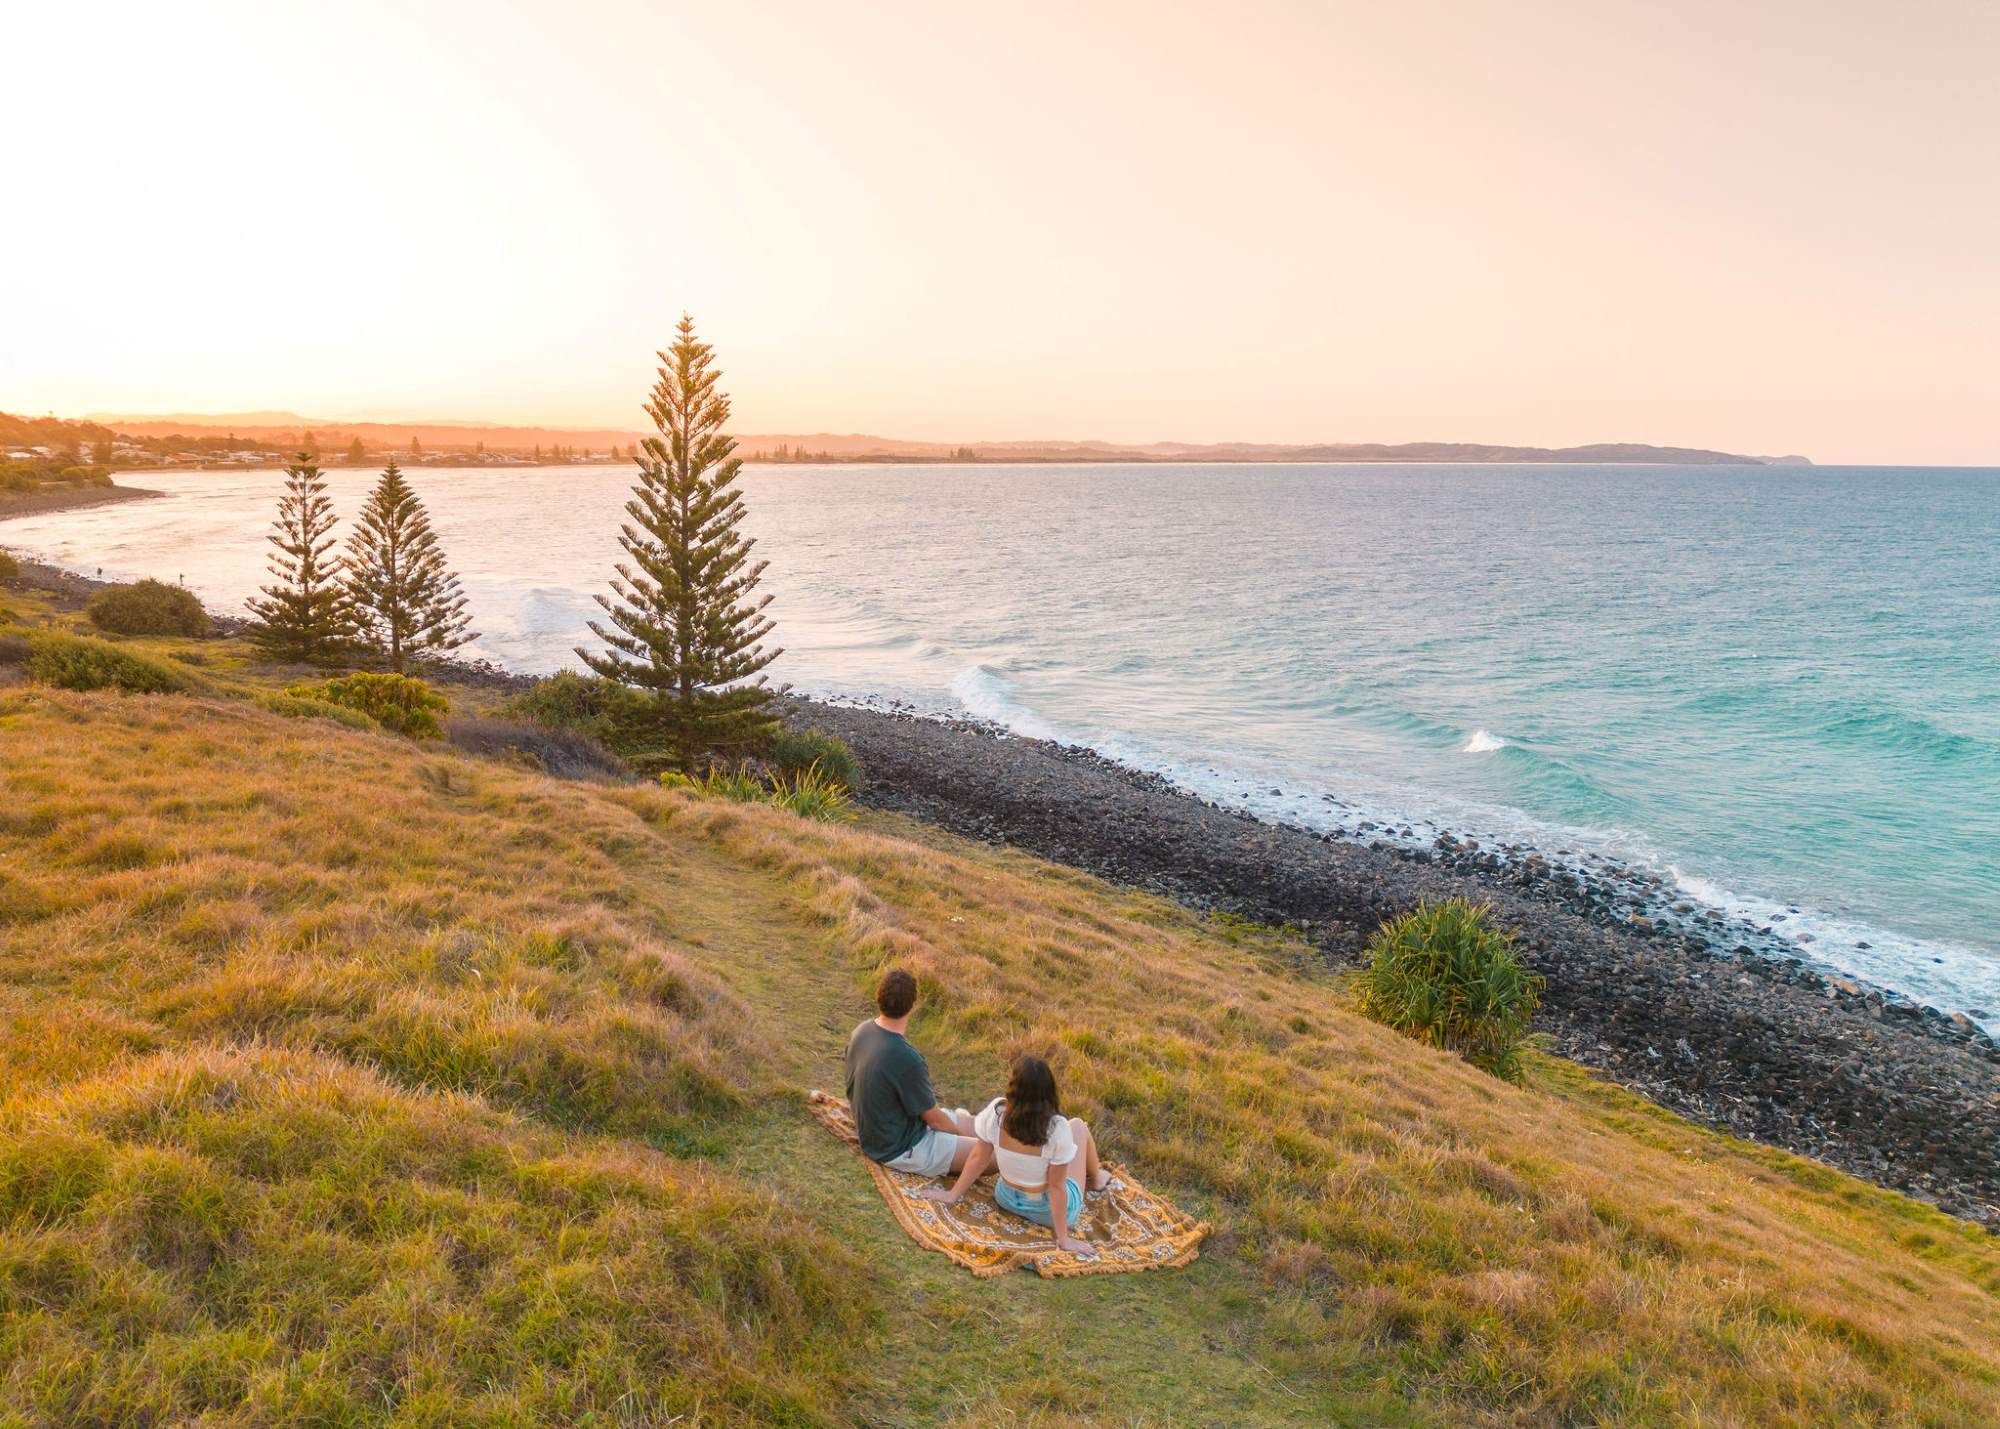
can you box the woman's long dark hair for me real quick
[1001,1054,1061,1147]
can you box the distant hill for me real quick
[81,411,1805,465]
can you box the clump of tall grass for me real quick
[768,760,855,821]
[1358,897,1543,1079]
[0,550,19,584]
[85,577,211,637]
[663,760,854,822]
[288,671,447,738]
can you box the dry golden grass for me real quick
[652,784,2000,1426]
[1,681,1996,1425]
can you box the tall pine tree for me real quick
[581,315,780,770]
[246,455,353,662]
[343,458,474,673]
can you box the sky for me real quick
[5,0,1996,463]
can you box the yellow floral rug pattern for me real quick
[806,1091,1212,1279]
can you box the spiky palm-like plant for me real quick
[581,315,780,771]
[1358,898,1544,1079]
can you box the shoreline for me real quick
[0,482,162,523]
[8,542,1997,1226]
[781,694,2000,1229]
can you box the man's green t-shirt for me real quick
[846,1020,936,1163]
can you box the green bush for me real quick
[288,672,448,738]
[1357,897,1543,1080]
[770,726,860,790]
[504,669,636,744]
[59,465,113,486]
[27,632,196,695]
[256,692,381,731]
[86,579,211,637]
[0,463,39,493]
[0,550,19,584]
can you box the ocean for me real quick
[7,460,1997,1027]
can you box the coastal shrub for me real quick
[0,630,31,665]
[27,631,195,695]
[770,726,861,790]
[59,464,114,486]
[768,761,856,822]
[0,550,19,584]
[288,672,448,739]
[256,691,381,731]
[86,578,211,637]
[504,668,637,744]
[1358,897,1543,1080]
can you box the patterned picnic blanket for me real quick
[806,1090,1212,1279]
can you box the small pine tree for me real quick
[581,314,781,770]
[246,455,353,662]
[342,458,474,673]
[345,437,366,465]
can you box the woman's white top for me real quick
[974,1096,1077,1190]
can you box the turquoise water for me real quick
[7,461,1997,1022]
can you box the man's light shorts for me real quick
[883,1111,970,1177]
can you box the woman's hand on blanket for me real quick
[1056,1235,1096,1259]
[914,1186,960,1203]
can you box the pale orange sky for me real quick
[6,1,1996,463]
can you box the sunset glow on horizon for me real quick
[7,0,1996,463]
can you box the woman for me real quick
[917,1054,1111,1255]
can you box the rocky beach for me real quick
[785,695,2000,1229]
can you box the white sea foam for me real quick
[948,666,1066,742]
[1463,728,1506,753]
[1667,868,1998,1027]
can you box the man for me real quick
[845,968,975,1178]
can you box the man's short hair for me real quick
[876,968,918,1019]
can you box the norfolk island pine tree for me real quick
[343,458,475,674]
[245,454,355,663]
[581,316,781,772]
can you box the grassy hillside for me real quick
[1,654,1997,1420]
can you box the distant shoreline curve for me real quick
[0,482,162,525]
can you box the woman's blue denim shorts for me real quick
[995,1177,1083,1228]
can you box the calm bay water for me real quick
[7,461,1998,1023]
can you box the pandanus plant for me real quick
[1358,897,1544,1080]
